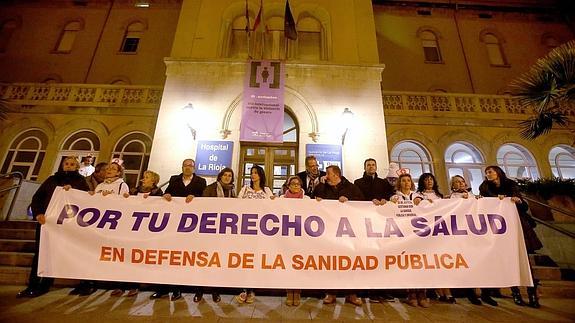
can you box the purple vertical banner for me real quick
[240,60,285,142]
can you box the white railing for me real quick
[382,91,575,118]
[0,83,163,108]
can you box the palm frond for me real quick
[519,111,569,140]
[511,40,575,140]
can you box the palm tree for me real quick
[511,40,574,140]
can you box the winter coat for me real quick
[31,170,90,219]
[479,178,542,252]
[313,177,364,201]
[165,173,207,198]
[354,172,395,201]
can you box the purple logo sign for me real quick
[240,60,285,142]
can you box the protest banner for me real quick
[39,187,533,289]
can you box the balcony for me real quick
[0,83,163,109]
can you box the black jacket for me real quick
[313,177,364,201]
[165,173,206,197]
[31,171,90,219]
[479,178,542,252]
[354,172,394,201]
[297,170,326,198]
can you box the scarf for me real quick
[284,189,304,199]
[216,181,236,198]
[104,176,120,184]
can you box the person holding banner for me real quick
[448,175,486,306]
[238,165,274,200]
[236,165,274,304]
[417,173,455,304]
[314,165,364,306]
[448,175,474,199]
[479,165,543,308]
[390,173,431,308]
[279,175,310,306]
[296,155,326,198]
[151,159,206,301]
[108,170,164,298]
[192,167,237,303]
[92,161,129,196]
[17,156,90,298]
[354,158,395,303]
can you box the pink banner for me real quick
[240,60,285,142]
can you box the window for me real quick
[549,145,575,179]
[444,142,485,194]
[228,15,249,58]
[390,140,433,182]
[497,144,539,180]
[297,16,322,60]
[1,129,48,181]
[120,21,145,53]
[483,33,507,66]
[53,130,100,173]
[420,30,442,63]
[263,16,286,60]
[0,19,18,53]
[112,132,152,189]
[55,21,81,53]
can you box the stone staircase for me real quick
[0,220,574,298]
[0,220,35,285]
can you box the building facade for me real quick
[0,0,573,195]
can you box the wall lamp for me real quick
[340,107,354,145]
[182,103,197,140]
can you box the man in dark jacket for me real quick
[313,165,364,306]
[296,155,326,198]
[354,158,396,303]
[151,158,206,301]
[354,158,394,205]
[163,158,207,201]
[313,165,363,202]
[17,156,90,298]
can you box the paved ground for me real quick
[0,285,574,322]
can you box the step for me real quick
[0,220,36,230]
[0,228,36,240]
[529,253,558,267]
[0,239,35,252]
[0,265,79,287]
[0,265,29,285]
[533,265,563,281]
[506,280,575,298]
[0,251,33,267]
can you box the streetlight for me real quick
[340,107,354,145]
[182,103,197,140]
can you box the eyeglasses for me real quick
[289,182,301,186]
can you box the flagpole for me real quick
[245,0,251,59]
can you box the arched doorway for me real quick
[238,108,299,195]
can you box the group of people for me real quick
[16,154,542,309]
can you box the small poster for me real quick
[305,144,343,172]
[195,141,234,176]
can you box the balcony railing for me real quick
[0,83,164,108]
[382,91,575,118]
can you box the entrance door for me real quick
[238,109,298,195]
